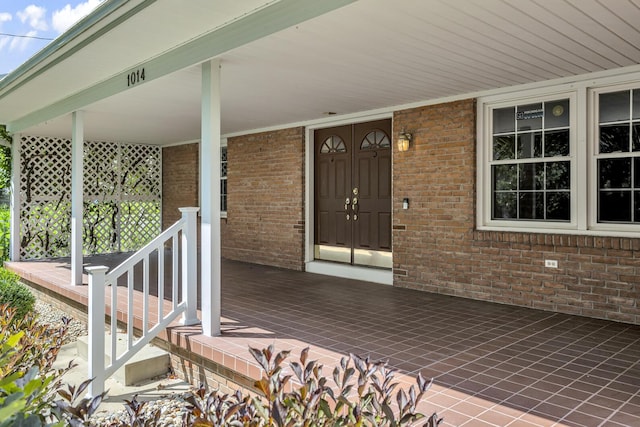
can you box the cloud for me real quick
[52,0,103,34]
[0,12,11,23]
[17,5,48,31]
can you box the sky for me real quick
[0,0,104,75]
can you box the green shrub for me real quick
[0,304,105,427]
[0,269,34,320]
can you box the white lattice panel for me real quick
[20,136,161,259]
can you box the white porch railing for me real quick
[86,207,199,397]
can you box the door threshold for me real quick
[305,261,392,285]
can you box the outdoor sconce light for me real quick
[397,129,412,152]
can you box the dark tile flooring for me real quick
[12,255,640,426]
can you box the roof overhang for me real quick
[1,0,640,144]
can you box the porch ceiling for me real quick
[3,0,640,144]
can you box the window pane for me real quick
[600,124,629,153]
[634,89,640,120]
[599,158,631,189]
[544,129,569,157]
[518,192,544,219]
[518,163,543,190]
[635,191,640,223]
[493,192,516,219]
[600,90,630,123]
[493,107,515,134]
[546,161,570,190]
[544,99,569,128]
[493,135,515,160]
[599,190,631,222]
[220,180,227,211]
[633,124,640,152]
[517,103,543,131]
[493,164,517,191]
[546,192,570,221]
[517,132,542,158]
[635,158,640,188]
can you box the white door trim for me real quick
[304,112,393,285]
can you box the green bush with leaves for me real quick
[0,304,105,427]
[0,269,35,320]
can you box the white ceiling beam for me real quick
[7,0,356,133]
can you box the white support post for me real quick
[86,265,109,398]
[9,134,21,261]
[200,59,222,336]
[71,111,84,285]
[180,207,199,325]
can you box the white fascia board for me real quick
[0,0,144,97]
[7,0,356,133]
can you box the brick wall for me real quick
[393,99,640,324]
[162,143,199,229]
[223,127,305,270]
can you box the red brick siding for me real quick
[162,143,199,229]
[223,127,305,271]
[393,99,640,324]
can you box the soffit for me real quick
[9,0,640,144]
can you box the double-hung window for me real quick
[595,88,640,224]
[486,95,574,228]
[480,79,640,236]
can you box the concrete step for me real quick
[54,341,190,416]
[77,334,171,386]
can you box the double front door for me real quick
[314,119,392,268]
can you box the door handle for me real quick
[352,197,359,221]
[345,198,351,220]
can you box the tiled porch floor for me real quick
[7,256,640,427]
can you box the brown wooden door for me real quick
[314,119,392,268]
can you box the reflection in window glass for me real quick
[493,136,515,160]
[600,91,630,123]
[517,133,542,159]
[493,107,515,134]
[491,98,571,222]
[517,103,543,131]
[597,89,640,223]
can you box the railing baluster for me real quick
[172,235,178,311]
[127,268,134,350]
[110,276,117,367]
[158,247,164,321]
[143,256,149,336]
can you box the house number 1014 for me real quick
[127,68,146,87]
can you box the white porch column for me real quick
[201,59,221,336]
[9,134,21,261]
[71,111,84,285]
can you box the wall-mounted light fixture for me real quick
[397,128,412,152]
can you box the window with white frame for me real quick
[595,88,640,224]
[488,97,572,224]
[480,78,640,236]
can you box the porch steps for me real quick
[76,334,171,386]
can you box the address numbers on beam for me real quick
[127,68,146,87]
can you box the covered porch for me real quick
[7,256,640,427]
